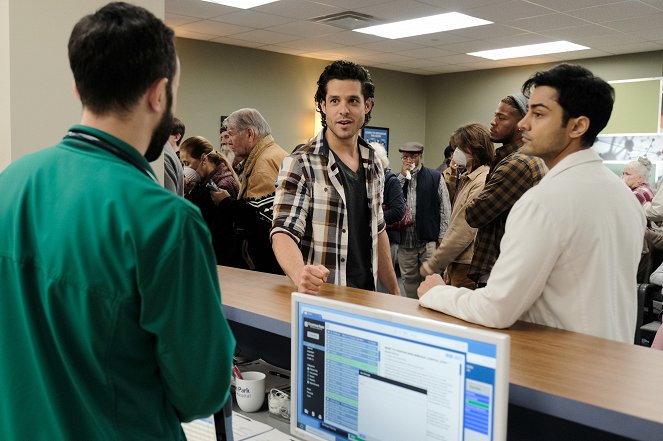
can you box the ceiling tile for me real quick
[507,13,590,31]
[323,30,384,46]
[539,24,622,39]
[354,0,447,21]
[395,47,455,59]
[174,29,219,41]
[177,20,252,36]
[228,29,299,45]
[266,20,340,37]
[603,40,663,54]
[638,0,663,11]
[399,32,474,47]
[466,0,556,22]
[167,0,663,75]
[417,0,508,12]
[603,11,663,31]
[259,44,309,56]
[431,53,489,64]
[527,0,629,12]
[574,32,642,47]
[253,0,342,20]
[165,0,234,19]
[569,1,660,23]
[277,38,345,52]
[208,36,267,49]
[358,39,424,52]
[165,13,201,27]
[355,52,415,63]
[209,10,294,27]
[449,23,529,39]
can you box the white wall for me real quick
[1,0,165,178]
[0,0,10,171]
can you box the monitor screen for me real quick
[290,293,510,441]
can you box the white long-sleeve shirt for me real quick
[419,149,645,343]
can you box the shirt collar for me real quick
[68,125,153,169]
[542,148,601,182]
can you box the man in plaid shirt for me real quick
[271,60,400,295]
[466,94,547,287]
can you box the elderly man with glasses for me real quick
[396,142,451,298]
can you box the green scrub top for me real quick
[0,125,236,440]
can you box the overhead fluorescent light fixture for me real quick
[201,0,279,9]
[354,12,492,39]
[468,40,589,60]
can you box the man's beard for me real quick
[225,149,236,166]
[145,89,174,162]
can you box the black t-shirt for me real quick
[332,150,374,291]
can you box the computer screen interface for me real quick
[292,297,508,441]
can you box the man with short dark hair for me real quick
[169,116,186,150]
[164,116,185,195]
[418,64,645,343]
[271,60,399,295]
[0,3,235,439]
[466,93,546,286]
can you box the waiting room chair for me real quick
[636,283,663,346]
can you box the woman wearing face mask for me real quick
[420,123,494,289]
[442,136,466,202]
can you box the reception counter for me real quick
[217,266,663,440]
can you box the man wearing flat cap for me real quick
[465,93,546,287]
[397,141,451,298]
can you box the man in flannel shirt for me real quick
[271,60,400,295]
[466,93,547,287]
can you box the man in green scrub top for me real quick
[0,3,235,440]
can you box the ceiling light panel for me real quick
[354,12,492,39]
[201,0,279,9]
[468,41,589,60]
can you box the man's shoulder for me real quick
[501,151,544,167]
[261,139,288,159]
[290,140,319,156]
[492,151,546,177]
[3,144,60,171]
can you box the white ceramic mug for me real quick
[235,371,266,412]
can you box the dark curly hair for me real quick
[314,60,375,129]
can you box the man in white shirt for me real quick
[418,64,645,343]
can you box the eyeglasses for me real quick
[401,154,421,160]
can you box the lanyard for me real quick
[64,130,158,183]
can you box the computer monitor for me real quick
[290,293,510,441]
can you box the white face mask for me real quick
[452,148,468,167]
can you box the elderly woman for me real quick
[182,136,239,265]
[420,123,494,289]
[622,157,654,205]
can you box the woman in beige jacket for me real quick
[421,123,494,288]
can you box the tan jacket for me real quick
[426,165,489,273]
[239,134,288,200]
